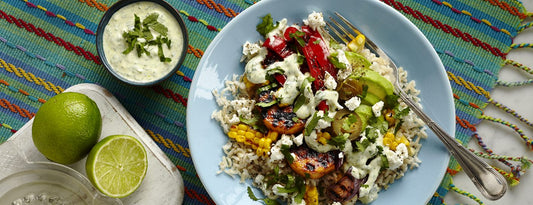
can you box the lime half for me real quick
[86,135,148,198]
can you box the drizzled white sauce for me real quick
[103,1,184,83]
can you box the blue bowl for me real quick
[96,0,188,86]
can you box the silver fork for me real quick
[327,12,507,200]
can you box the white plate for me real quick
[0,83,184,205]
[187,0,455,204]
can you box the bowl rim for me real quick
[95,0,189,86]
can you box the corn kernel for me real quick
[384,109,395,127]
[347,34,366,52]
[266,131,279,141]
[264,138,272,146]
[228,131,237,139]
[237,130,245,136]
[236,135,245,143]
[304,184,318,205]
[245,132,254,139]
[238,124,248,131]
[399,135,410,146]
[318,137,328,145]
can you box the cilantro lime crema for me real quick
[102,1,184,83]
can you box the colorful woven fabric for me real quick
[0,0,531,204]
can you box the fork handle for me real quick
[397,90,507,200]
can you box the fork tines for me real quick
[326,12,379,54]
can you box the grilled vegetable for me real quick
[288,145,341,179]
[326,167,367,203]
[227,124,279,156]
[263,106,305,134]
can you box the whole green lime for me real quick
[32,92,102,164]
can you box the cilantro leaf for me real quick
[380,154,389,170]
[384,94,400,109]
[122,13,171,62]
[257,14,279,38]
[151,22,168,36]
[247,187,280,205]
[280,144,294,164]
[304,112,320,136]
[143,13,159,26]
[328,133,348,149]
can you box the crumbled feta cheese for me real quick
[241,41,262,61]
[383,149,402,170]
[372,101,384,117]
[314,110,331,130]
[272,184,289,197]
[316,118,331,130]
[324,72,337,90]
[384,143,409,170]
[345,96,361,111]
[280,134,294,146]
[269,145,284,162]
[337,50,352,70]
[270,135,293,162]
[293,134,304,146]
[396,143,409,159]
[304,11,325,31]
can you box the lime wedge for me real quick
[86,135,148,198]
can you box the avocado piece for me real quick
[337,69,393,104]
[362,93,380,105]
[345,51,371,69]
[354,104,373,120]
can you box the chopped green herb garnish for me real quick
[274,175,306,204]
[394,107,411,119]
[281,144,294,164]
[256,14,279,38]
[380,154,389,170]
[122,13,172,63]
[328,133,348,149]
[256,100,278,108]
[304,112,320,136]
[313,39,321,44]
[293,94,308,112]
[384,94,400,109]
[289,31,306,47]
[247,187,280,205]
[328,52,347,70]
[356,138,371,151]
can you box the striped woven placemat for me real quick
[0,0,531,204]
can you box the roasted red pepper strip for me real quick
[299,26,337,91]
[273,73,287,85]
[307,35,337,78]
[263,35,293,58]
[317,100,329,111]
[302,45,325,90]
[283,26,301,41]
